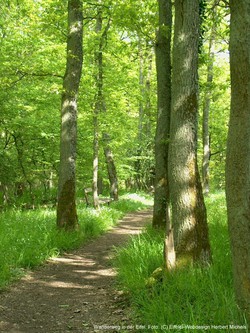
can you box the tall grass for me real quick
[114,192,248,332]
[0,193,151,290]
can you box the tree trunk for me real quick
[169,0,211,265]
[153,0,172,230]
[12,133,33,202]
[57,0,83,229]
[145,45,153,139]
[136,40,154,191]
[92,9,102,209]
[92,8,118,204]
[103,134,118,200]
[226,0,250,324]
[202,8,216,196]
[93,106,99,209]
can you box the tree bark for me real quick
[92,8,118,204]
[135,40,154,191]
[202,7,216,196]
[226,0,250,324]
[92,9,102,209]
[93,105,99,209]
[153,0,172,230]
[103,133,118,200]
[57,0,83,229]
[169,0,211,265]
[202,55,213,196]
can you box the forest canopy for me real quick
[0,0,229,208]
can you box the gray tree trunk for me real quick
[136,40,154,190]
[202,7,216,196]
[93,108,99,209]
[92,8,118,204]
[57,0,83,229]
[168,0,211,265]
[103,133,118,200]
[92,9,102,209]
[202,42,214,196]
[226,0,250,324]
[153,0,172,230]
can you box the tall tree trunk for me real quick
[93,104,99,209]
[92,9,102,209]
[136,40,154,191]
[153,0,172,230]
[145,45,153,139]
[135,38,145,190]
[169,0,211,265]
[57,0,83,229]
[202,8,216,196]
[226,0,250,324]
[92,7,118,204]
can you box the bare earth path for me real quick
[0,209,153,333]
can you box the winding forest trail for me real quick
[0,209,153,333]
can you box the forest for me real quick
[0,0,250,332]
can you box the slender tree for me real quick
[92,8,102,209]
[202,2,218,195]
[57,0,83,229]
[153,0,172,229]
[92,6,118,205]
[103,134,119,201]
[168,0,211,264]
[202,30,215,196]
[100,18,119,201]
[135,39,154,191]
[226,0,250,324]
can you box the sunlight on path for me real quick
[0,209,152,333]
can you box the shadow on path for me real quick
[0,209,153,333]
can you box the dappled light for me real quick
[0,0,249,331]
[0,210,152,332]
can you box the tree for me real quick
[135,39,155,190]
[152,0,172,230]
[168,0,212,264]
[200,0,230,194]
[92,7,102,209]
[201,6,216,196]
[56,0,83,229]
[226,0,250,324]
[91,2,119,206]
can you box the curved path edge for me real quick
[0,209,153,333]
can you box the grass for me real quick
[0,192,152,290]
[114,192,249,333]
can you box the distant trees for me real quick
[226,0,250,324]
[56,0,83,229]
[0,0,230,209]
[0,0,229,234]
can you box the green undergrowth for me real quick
[114,192,248,333]
[0,192,152,290]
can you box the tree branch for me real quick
[8,70,63,88]
[17,70,64,79]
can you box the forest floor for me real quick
[0,209,153,333]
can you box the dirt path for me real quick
[0,209,152,333]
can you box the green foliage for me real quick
[0,193,150,290]
[198,1,230,191]
[0,0,158,205]
[114,193,248,331]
